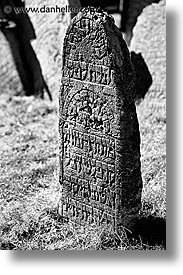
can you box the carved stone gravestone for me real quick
[59,8,142,230]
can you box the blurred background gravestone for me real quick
[0,0,81,96]
[130,0,166,98]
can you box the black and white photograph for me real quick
[0,0,166,251]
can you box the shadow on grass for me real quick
[131,215,166,248]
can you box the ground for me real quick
[0,83,166,250]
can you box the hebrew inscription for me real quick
[59,8,142,230]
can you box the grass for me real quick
[0,87,166,250]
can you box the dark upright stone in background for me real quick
[59,8,142,230]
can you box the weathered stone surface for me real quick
[0,0,81,95]
[130,0,166,97]
[59,8,142,230]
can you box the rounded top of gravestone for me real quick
[64,6,130,66]
[77,6,115,23]
[62,6,136,102]
[66,6,121,39]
